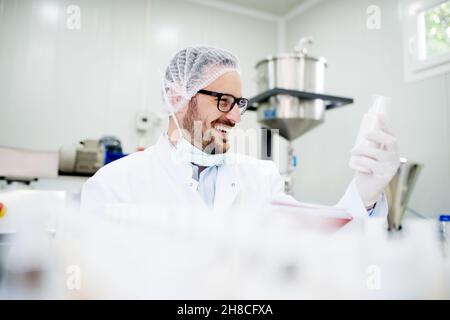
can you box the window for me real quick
[402,0,450,81]
[419,1,450,59]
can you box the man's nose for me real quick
[226,103,241,124]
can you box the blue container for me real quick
[104,151,128,165]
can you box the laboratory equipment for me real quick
[254,37,328,140]
[59,137,127,175]
[249,37,354,193]
[386,158,423,230]
[99,136,122,154]
[59,139,104,175]
[99,136,127,165]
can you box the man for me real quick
[81,46,400,218]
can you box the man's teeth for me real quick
[214,124,231,134]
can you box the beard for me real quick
[182,97,228,154]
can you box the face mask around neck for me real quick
[170,113,226,167]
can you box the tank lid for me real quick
[255,53,327,68]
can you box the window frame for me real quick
[401,0,450,82]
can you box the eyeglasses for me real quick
[197,89,248,115]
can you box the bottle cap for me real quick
[370,94,391,115]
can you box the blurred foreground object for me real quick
[51,204,450,299]
[0,202,449,299]
[0,190,65,299]
[386,158,423,230]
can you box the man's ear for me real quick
[169,94,190,113]
[176,103,189,117]
[169,94,181,108]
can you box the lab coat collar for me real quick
[153,134,193,183]
[153,134,211,210]
[153,133,241,212]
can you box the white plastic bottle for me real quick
[350,95,391,172]
[354,94,390,148]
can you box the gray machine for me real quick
[59,139,104,175]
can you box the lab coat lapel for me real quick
[154,134,192,183]
[153,134,210,211]
[213,162,240,212]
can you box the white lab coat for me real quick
[80,134,387,218]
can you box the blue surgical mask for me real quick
[170,113,226,167]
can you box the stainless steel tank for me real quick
[255,49,327,141]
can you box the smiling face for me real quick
[176,71,242,154]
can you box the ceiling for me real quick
[203,0,310,17]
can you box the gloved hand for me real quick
[349,113,400,207]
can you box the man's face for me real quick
[180,71,242,154]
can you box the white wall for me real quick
[285,0,450,217]
[0,0,277,153]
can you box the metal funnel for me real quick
[386,158,423,230]
[257,95,325,141]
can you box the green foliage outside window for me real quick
[425,1,450,57]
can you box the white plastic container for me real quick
[350,95,391,173]
[354,95,391,149]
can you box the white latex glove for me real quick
[349,114,400,207]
